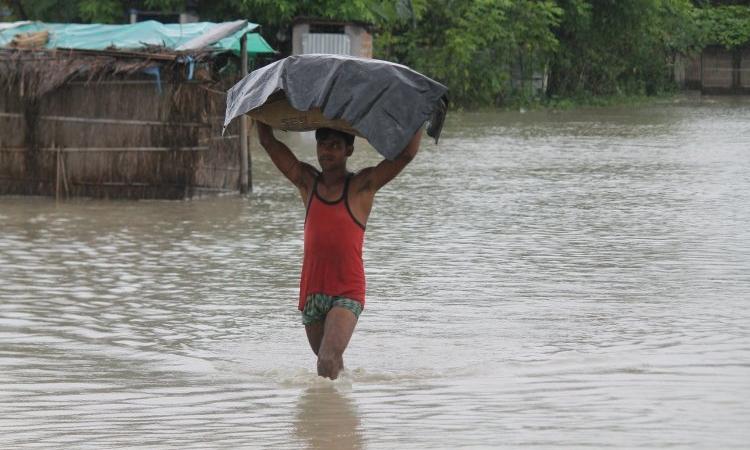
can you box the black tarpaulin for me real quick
[223,54,448,160]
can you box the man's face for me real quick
[316,135,352,170]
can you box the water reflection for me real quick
[294,383,362,450]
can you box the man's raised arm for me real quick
[257,122,313,189]
[358,128,422,193]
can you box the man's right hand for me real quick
[256,121,276,146]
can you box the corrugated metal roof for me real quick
[302,33,351,55]
[0,21,30,31]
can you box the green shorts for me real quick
[301,293,363,326]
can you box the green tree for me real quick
[694,4,750,48]
[147,0,410,54]
[4,0,749,107]
[548,0,698,98]
[378,0,561,107]
[1,0,128,22]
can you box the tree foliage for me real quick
[378,0,562,106]
[2,0,750,106]
[547,0,700,97]
[694,5,750,48]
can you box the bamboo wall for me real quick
[675,46,750,94]
[702,47,734,89]
[701,46,750,94]
[741,48,750,89]
[0,75,242,199]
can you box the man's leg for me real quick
[302,294,326,355]
[305,320,325,355]
[316,306,358,380]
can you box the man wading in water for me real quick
[257,122,421,380]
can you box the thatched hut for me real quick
[0,20,274,199]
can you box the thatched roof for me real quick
[0,47,217,99]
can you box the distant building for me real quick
[677,46,750,94]
[291,18,372,58]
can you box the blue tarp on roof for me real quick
[0,20,275,55]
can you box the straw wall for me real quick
[741,48,750,89]
[0,55,242,199]
[702,47,733,89]
[699,45,750,94]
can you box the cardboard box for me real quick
[247,92,363,137]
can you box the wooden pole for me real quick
[239,33,250,194]
[55,146,60,202]
[248,119,254,193]
[60,150,69,197]
[733,49,740,92]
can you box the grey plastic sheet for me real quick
[223,54,448,160]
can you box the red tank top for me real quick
[299,173,366,311]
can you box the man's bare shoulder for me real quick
[300,162,320,176]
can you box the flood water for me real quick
[1,95,749,448]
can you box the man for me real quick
[257,122,422,380]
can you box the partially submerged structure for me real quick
[677,45,750,94]
[0,20,274,199]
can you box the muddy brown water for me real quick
[1,96,749,448]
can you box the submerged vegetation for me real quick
[3,0,750,107]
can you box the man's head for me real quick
[315,128,355,170]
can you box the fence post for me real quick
[239,33,250,194]
[56,146,60,202]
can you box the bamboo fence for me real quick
[0,48,244,199]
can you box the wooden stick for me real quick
[239,33,250,195]
[198,134,239,143]
[60,150,70,197]
[1,146,210,152]
[55,146,61,202]
[0,112,209,128]
[198,85,228,96]
[48,146,210,152]
[248,119,255,193]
